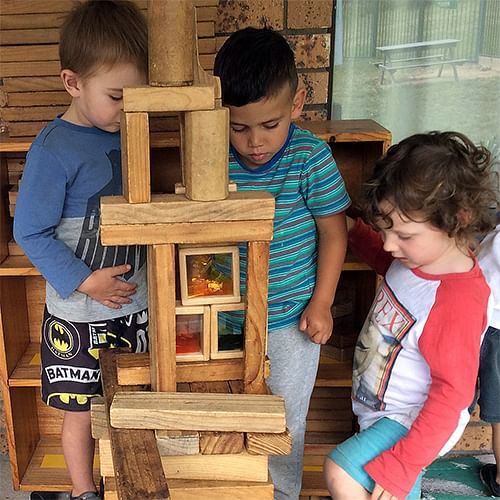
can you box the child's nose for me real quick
[248,130,263,148]
[382,234,397,253]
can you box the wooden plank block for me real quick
[123,85,215,113]
[116,353,244,385]
[0,1,72,15]
[0,12,67,29]
[1,106,67,121]
[244,241,270,394]
[100,192,275,224]
[156,430,200,456]
[3,76,63,92]
[120,112,151,203]
[100,219,274,245]
[4,91,69,107]
[0,27,60,44]
[7,121,48,137]
[147,244,177,392]
[0,44,59,62]
[246,429,293,456]
[199,431,245,455]
[0,61,61,78]
[101,439,269,482]
[99,349,169,500]
[110,392,286,433]
[183,107,229,201]
[104,475,274,500]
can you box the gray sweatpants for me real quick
[266,324,321,500]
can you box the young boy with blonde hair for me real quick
[14,2,148,499]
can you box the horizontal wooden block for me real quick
[104,475,274,500]
[100,439,268,482]
[156,430,200,456]
[246,429,293,456]
[123,85,215,113]
[116,353,244,385]
[100,220,274,245]
[110,392,286,433]
[101,192,275,224]
[199,431,245,454]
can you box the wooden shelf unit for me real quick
[0,119,391,493]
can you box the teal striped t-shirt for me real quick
[229,124,351,332]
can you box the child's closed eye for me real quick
[110,95,123,102]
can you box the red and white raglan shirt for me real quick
[348,219,491,498]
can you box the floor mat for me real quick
[422,454,496,499]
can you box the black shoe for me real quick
[480,463,500,497]
[30,493,61,500]
[70,492,101,500]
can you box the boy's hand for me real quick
[77,264,137,309]
[371,483,400,500]
[299,299,333,344]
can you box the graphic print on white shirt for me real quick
[353,281,416,411]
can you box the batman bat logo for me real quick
[43,318,81,360]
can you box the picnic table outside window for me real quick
[375,39,467,84]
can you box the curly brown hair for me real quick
[362,131,498,252]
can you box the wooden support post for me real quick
[148,0,195,86]
[244,241,270,394]
[182,106,229,201]
[148,244,177,391]
[99,349,169,499]
[121,112,150,203]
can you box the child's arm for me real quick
[14,146,136,308]
[299,212,347,344]
[364,277,488,498]
[348,217,393,275]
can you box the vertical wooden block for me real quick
[148,244,177,392]
[182,106,229,201]
[149,0,195,86]
[210,302,245,360]
[178,245,240,305]
[121,111,151,203]
[175,303,211,362]
[244,241,270,394]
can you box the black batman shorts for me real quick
[40,306,148,412]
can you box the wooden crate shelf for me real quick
[1,119,390,493]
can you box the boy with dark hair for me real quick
[14,2,148,499]
[324,131,497,499]
[214,27,350,499]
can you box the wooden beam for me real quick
[116,353,244,385]
[110,392,286,433]
[182,107,229,201]
[101,192,275,224]
[148,244,177,392]
[100,220,274,245]
[123,85,215,112]
[244,241,270,394]
[149,0,195,86]
[246,429,293,456]
[100,439,269,482]
[99,349,169,499]
[121,112,151,203]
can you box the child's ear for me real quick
[291,88,306,120]
[60,69,81,97]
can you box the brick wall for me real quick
[215,0,334,120]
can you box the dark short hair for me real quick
[362,131,498,251]
[59,0,148,79]
[214,27,298,106]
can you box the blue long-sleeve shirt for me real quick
[14,117,147,322]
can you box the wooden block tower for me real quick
[93,1,287,498]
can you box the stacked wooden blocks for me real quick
[94,1,285,498]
